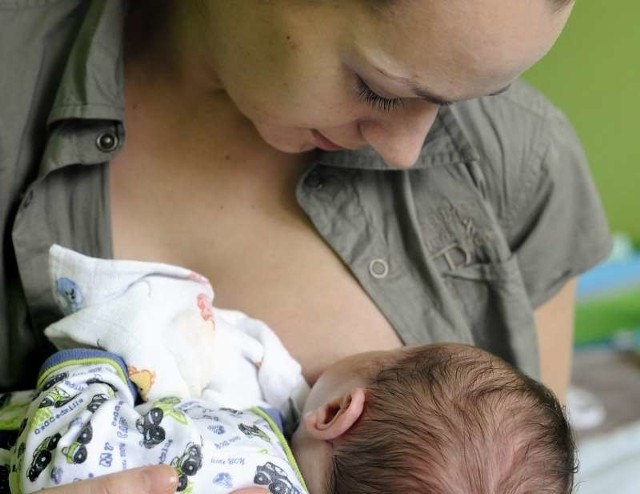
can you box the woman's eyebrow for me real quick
[372,64,512,105]
[414,83,512,105]
[371,65,455,105]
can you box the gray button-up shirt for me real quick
[0,0,611,390]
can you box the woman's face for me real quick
[197,0,572,168]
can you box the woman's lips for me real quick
[311,129,345,151]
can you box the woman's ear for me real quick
[302,388,366,441]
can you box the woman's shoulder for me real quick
[445,81,611,306]
[446,80,594,237]
[449,79,578,169]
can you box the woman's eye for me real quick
[354,76,405,113]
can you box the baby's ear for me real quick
[302,388,366,441]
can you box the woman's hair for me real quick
[329,344,577,494]
[548,0,575,13]
[367,0,574,14]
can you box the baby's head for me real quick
[291,343,576,494]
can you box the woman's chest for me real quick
[109,147,402,382]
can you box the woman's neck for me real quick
[124,1,222,95]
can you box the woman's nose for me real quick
[359,101,440,169]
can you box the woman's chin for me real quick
[273,140,317,154]
[255,126,317,154]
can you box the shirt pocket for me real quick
[441,255,540,378]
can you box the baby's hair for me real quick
[329,344,577,494]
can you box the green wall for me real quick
[524,1,640,243]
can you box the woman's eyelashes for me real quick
[354,75,405,113]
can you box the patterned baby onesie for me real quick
[0,245,311,493]
[1,349,308,494]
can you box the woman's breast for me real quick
[176,211,403,384]
[110,151,402,384]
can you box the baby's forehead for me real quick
[403,342,496,360]
[387,342,515,384]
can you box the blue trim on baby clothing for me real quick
[258,406,284,432]
[38,349,140,400]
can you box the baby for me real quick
[0,246,576,494]
[295,343,576,494]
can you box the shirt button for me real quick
[369,258,389,279]
[304,171,323,189]
[96,132,119,152]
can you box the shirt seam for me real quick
[48,104,125,126]
[529,235,612,308]
[502,129,550,240]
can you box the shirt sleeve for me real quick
[453,81,612,308]
[505,106,612,307]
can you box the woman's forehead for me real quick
[348,0,570,98]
